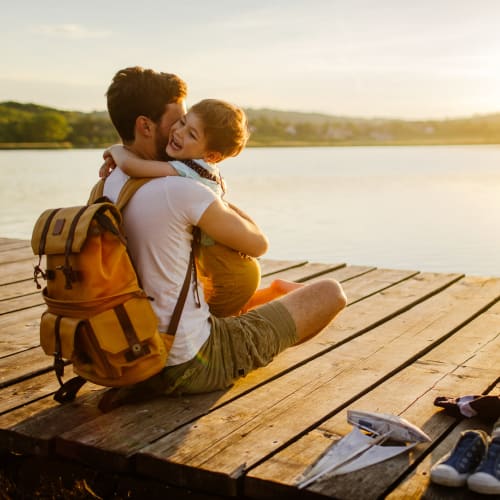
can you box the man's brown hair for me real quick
[190,99,250,160]
[106,66,187,143]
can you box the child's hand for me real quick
[99,150,116,178]
[108,145,137,165]
[100,144,126,178]
[100,144,133,178]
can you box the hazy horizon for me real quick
[3,100,499,124]
[2,1,500,121]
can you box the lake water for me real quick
[1,145,499,277]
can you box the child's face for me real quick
[166,111,208,160]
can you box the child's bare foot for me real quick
[241,279,304,312]
[270,279,304,295]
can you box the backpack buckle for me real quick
[125,343,151,362]
[56,264,79,289]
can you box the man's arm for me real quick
[197,198,268,257]
[224,201,257,224]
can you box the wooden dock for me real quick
[0,236,499,499]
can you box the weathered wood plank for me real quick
[0,371,61,415]
[245,302,500,499]
[0,347,52,388]
[0,279,38,301]
[0,306,44,356]
[0,246,34,265]
[0,260,34,285]
[0,397,65,455]
[260,262,346,286]
[0,238,30,251]
[230,272,462,395]
[329,267,419,304]
[0,293,43,315]
[385,341,500,500]
[0,238,495,499]
[315,264,375,282]
[0,385,104,456]
[47,270,450,474]
[259,259,308,277]
[131,276,500,496]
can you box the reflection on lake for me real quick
[1,145,499,276]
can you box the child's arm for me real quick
[105,144,179,178]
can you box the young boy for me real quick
[105,98,301,317]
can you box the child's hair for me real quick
[190,99,250,160]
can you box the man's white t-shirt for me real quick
[104,168,218,366]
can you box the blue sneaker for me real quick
[431,430,488,487]
[467,436,500,495]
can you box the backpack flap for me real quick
[79,296,167,387]
[88,297,158,355]
[31,203,122,257]
[31,203,131,296]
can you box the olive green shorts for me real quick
[158,300,297,395]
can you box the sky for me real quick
[1,0,500,119]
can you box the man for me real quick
[102,66,346,397]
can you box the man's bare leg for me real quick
[277,279,346,343]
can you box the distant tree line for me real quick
[246,110,500,146]
[0,102,119,147]
[1,101,499,148]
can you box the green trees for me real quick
[66,113,119,147]
[0,101,499,148]
[0,102,118,147]
[22,111,70,142]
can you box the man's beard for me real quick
[155,135,171,161]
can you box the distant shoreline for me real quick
[2,102,499,150]
[0,142,73,150]
[1,138,499,150]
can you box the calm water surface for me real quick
[1,146,499,276]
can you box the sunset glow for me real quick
[1,0,499,119]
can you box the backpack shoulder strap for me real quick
[89,175,196,334]
[115,178,152,211]
[88,179,105,204]
[87,178,151,209]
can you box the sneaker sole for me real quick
[430,466,468,487]
[468,472,500,495]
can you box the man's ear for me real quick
[136,116,153,137]
[204,150,223,163]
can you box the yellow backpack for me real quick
[31,179,195,403]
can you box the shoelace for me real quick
[446,433,485,472]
